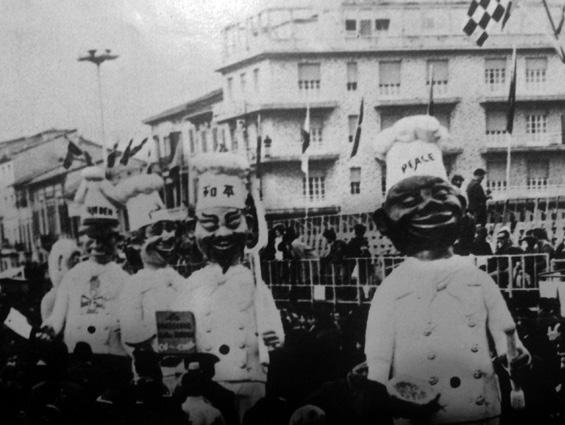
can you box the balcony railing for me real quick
[485,131,563,147]
[487,179,565,200]
[378,83,401,97]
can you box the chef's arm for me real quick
[42,275,69,335]
[483,275,528,357]
[365,284,395,384]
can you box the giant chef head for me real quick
[192,153,260,272]
[372,115,466,255]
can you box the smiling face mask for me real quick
[195,206,249,271]
[141,220,178,268]
[374,176,465,255]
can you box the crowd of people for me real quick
[3,117,565,425]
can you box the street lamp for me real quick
[78,49,119,168]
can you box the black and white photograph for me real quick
[1,0,565,424]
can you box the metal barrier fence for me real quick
[260,254,550,307]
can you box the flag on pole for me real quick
[462,0,513,46]
[301,104,311,175]
[128,137,149,160]
[119,138,134,165]
[350,98,364,159]
[106,142,119,168]
[427,65,435,116]
[506,48,517,134]
[256,113,262,178]
[168,136,184,174]
[62,140,84,169]
[542,0,565,63]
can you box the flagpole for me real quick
[506,46,517,199]
[427,64,434,116]
[179,135,185,208]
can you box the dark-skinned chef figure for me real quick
[172,152,284,421]
[366,115,531,425]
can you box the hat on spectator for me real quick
[473,168,486,177]
[373,115,450,193]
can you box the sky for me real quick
[0,0,262,148]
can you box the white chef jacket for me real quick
[365,255,522,425]
[119,266,187,349]
[44,260,128,356]
[172,263,284,383]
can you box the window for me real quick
[298,63,321,90]
[201,130,208,153]
[375,19,390,31]
[526,113,547,134]
[350,167,361,195]
[359,19,372,37]
[253,68,260,93]
[348,115,359,142]
[426,60,448,93]
[345,19,357,32]
[487,160,507,191]
[240,73,247,96]
[310,117,323,147]
[227,77,233,101]
[189,129,195,153]
[527,159,549,189]
[485,110,507,143]
[525,57,547,89]
[347,62,358,91]
[379,61,401,95]
[485,58,506,90]
[302,175,326,201]
[212,128,219,151]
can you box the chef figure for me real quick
[366,116,530,425]
[42,166,128,357]
[172,152,284,420]
[117,174,188,356]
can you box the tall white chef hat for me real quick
[73,166,121,226]
[192,153,249,213]
[373,115,450,193]
[113,174,175,232]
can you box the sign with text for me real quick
[155,311,196,355]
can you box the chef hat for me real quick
[374,115,450,193]
[192,153,249,213]
[113,174,174,232]
[74,167,121,226]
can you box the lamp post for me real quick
[78,49,119,168]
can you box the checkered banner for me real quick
[463,0,512,46]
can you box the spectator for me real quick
[450,174,464,189]
[345,224,372,285]
[489,226,523,288]
[322,229,347,284]
[466,168,490,226]
[470,225,493,256]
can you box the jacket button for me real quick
[427,352,436,360]
[239,324,245,330]
[471,344,479,353]
[429,376,439,386]
[475,395,485,405]
[473,370,483,379]
[205,328,212,334]
[239,342,246,349]
[240,361,247,369]
[204,345,212,352]
[423,330,432,337]
[468,321,476,328]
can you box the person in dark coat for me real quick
[466,168,489,226]
[322,228,347,284]
[345,224,372,284]
[470,225,493,256]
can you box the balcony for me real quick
[487,178,565,201]
[217,99,338,123]
[484,132,564,150]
